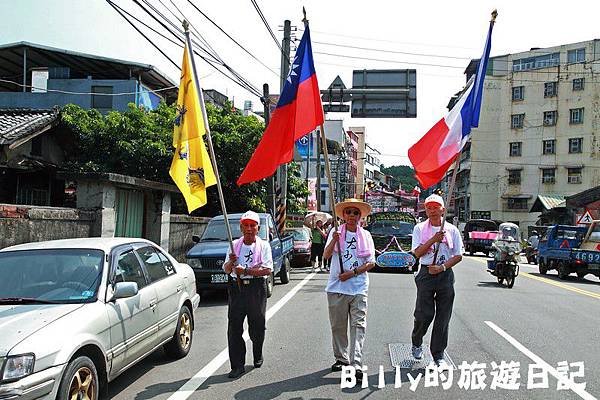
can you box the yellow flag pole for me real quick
[183,21,240,289]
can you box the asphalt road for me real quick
[109,256,600,400]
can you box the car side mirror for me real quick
[192,235,201,243]
[111,282,138,301]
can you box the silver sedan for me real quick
[0,238,200,400]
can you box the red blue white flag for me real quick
[238,25,323,185]
[408,18,495,189]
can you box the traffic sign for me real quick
[577,210,594,224]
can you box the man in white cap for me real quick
[410,194,463,366]
[222,211,273,378]
[323,198,376,381]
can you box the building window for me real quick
[509,142,522,157]
[512,86,524,101]
[512,53,559,72]
[569,138,583,154]
[91,86,113,110]
[543,111,557,126]
[541,168,555,184]
[573,78,585,91]
[567,168,582,184]
[542,139,556,155]
[567,48,586,64]
[544,82,557,98]
[570,108,584,124]
[511,114,524,129]
[507,198,528,210]
[508,170,521,185]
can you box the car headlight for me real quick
[187,258,202,269]
[2,354,35,382]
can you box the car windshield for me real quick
[289,229,310,241]
[368,221,414,236]
[201,219,268,241]
[0,249,104,303]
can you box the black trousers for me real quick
[227,278,267,369]
[411,265,455,360]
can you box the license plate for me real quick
[211,274,229,283]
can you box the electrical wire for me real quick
[313,41,472,61]
[249,0,290,65]
[183,0,279,77]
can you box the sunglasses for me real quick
[344,209,360,216]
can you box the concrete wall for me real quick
[168,214,210,262]
[0,204,97,249]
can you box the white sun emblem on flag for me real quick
[286,57,300,84]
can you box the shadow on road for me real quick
[524,272,600,285]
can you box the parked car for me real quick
[0,238,199,400]
[365,211,416,272]
[186,213,294,297]
[285,227,312,268]
[537,223,599,279]
[463,219,501,256]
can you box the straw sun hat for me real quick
[334,198,372,219]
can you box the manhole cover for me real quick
[389,343,457,370]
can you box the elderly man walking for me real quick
[410,194,463,366]
[323,198,376,380]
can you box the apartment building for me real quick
[469,39,600,233]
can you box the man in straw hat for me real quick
[410,194,463,367]
[323,198,376,381]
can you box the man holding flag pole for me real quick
[407,10,497,365]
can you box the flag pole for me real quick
[432,9,497,265]
[183,21,240,287]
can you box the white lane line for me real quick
[485,321,595,400]
[167,272,317,400]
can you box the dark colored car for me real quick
[366,211,416,272]
[286,227,312,268]
[463,219,501,256]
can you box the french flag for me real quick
[408,16,495,189]
[238,25,323,185]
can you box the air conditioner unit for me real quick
[544,117,553,125]
[568,176,582,184]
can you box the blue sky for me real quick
[3,0,600,166]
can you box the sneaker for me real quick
[331,360,349,372]
[411,345,423,360]
[435,358,449,368]
[253,358,263,368]
[227,367,245,379]
[355,366,363,382]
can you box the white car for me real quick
[0,238,200,400]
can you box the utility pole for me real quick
[275,20,292,235]
[262,83,275,215]
[316,127,321,211]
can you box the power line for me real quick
[0,78,176,95]
[314,51,465,69]
[249,0,290,65]
[183,0,279,77]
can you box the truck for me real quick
[186,213,294,297]
[537,222,600,280]
[365,211,417,272]
[463,219,501,256]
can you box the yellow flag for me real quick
[169,45,217,213]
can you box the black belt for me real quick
[230,277,265,285]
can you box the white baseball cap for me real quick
[424,194,445,208]
[240,211,260,225]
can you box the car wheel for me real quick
[266,272,274,298]
[577,271,587,279]
[164,305,193,359]
[280,257,290,284]
[57,356,99,400]
[538,259,547,275]
[558,262,569,280]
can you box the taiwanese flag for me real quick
[237,25,323,185]
[408,15,495,189]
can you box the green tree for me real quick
[61,103,308,216]
[381,165,418,190]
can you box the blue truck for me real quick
[537,222,600,280]
[186,213,294,297]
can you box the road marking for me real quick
[167,272,317,400]
[469,257,600,301]
[485,321,595,400]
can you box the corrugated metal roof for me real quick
[0,108,60,145]
[530,194,566,212]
